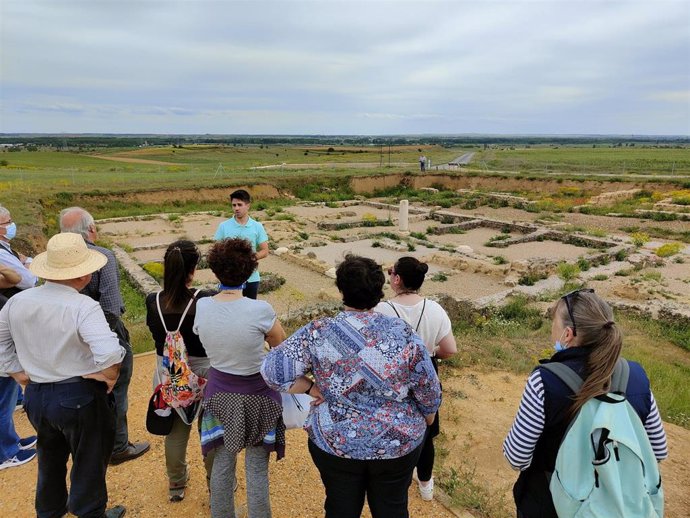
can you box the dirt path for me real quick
[88,154,185,166]
[1,353,456,518]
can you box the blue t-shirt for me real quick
[213,217,268,283]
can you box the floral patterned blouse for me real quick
[261,310,442,460]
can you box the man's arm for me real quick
[0,250,37,289]
[0,302,24,375]
[255,241,269,260]
[78,303,126,390]
[0,265,21,288]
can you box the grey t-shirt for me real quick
[193,296,276,375]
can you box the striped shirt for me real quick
[503,370,668,470]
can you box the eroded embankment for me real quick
[350,173,681,195]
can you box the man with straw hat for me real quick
[0,233,127,518]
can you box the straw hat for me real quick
[30,233,107,280]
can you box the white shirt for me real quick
[0,282,125,382]
[374,298,452,355]
[0,241,37,290]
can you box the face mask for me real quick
[3,222,16,240]
[553,330,567,352]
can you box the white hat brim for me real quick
[29,249,108,280]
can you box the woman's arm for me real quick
[503,370,545,470]
[265,320,286,348]
[644,393,668,461]
[435,331,457,359]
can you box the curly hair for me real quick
[336,254,385,310]
[207,238,258,286]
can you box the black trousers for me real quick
[308,439,423,518]
[243,281,260,300]
[24,379,116,518]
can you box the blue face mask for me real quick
[3,222,16,240]
[553,330,567,352]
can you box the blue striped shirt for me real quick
[503,370,668,470]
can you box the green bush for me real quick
[493,255,508,265]
[431,272,448,282]
[576,257,591,271]
[556,262,580,281]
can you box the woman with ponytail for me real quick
[375,256,457,502]
[503,289,668,517]
[145,240,216,502]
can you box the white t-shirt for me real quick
[374,298,452,356]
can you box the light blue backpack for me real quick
[542,359,663,518]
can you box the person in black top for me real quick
[145,240,215,502]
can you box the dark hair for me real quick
[554,291,623,416]
[162,240,200,310]
[207,238,258,286]
[230,189,251,203]
[393,256,429,291]
[336,254,385,310]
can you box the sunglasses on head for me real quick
[560,288,594,336]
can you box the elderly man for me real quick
[0,207,38,472]
[0,205,38,298]
[59,207,149,464]
[0,232,126,518]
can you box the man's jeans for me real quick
[0,376,20,462]
[110,318,133,454]
[24,378,115,518]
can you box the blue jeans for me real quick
[0,376,20,462]
[24,379,116,518]
[110,318,133,454]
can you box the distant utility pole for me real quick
[380,144,383,167]
[213,163,226,179]
[388,142,391,167]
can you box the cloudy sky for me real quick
[1,0,688,135]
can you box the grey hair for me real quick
[0,206,9,219]
[59,207,95,240]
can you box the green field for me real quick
[468,146,690,176]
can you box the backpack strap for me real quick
[156,289,201,334]
[175,289,201,333]
[414,299,426,333]
[610,358,629,394]
[155,291,170,334]
[386,301,401,318]
[540,357,629,395]
[540,362,583,394]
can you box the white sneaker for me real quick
[418,477,434,501]
[0,449,36,470]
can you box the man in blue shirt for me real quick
[213,190,269,299]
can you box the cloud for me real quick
[1,0,689,134]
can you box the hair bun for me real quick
[603,320,615,329]
[419,263,429,274]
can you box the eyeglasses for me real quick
[561,288,594,336]
[0,219,12,227]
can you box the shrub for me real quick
[493,255,508,265]
[371,241,381,248]
[655,242,683,258]
[298,231,309,241]
[614,249,628,261]
[431,272,448,282]
[142,262,164,282]
[630,232,650,247]
[557,262,580,281]
[518,272,547,286]
[258,272,285,294]
[410,231,427,240]
[592,274,608,281]
[407,242,416,252]
[362,213,377,223]
[576,257,591,271]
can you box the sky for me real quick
[1,0,689,135]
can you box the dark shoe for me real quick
[104,505,126,518]
[109,441,150,465]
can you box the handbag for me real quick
[281,392,312,429]
[146,383,174,436]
